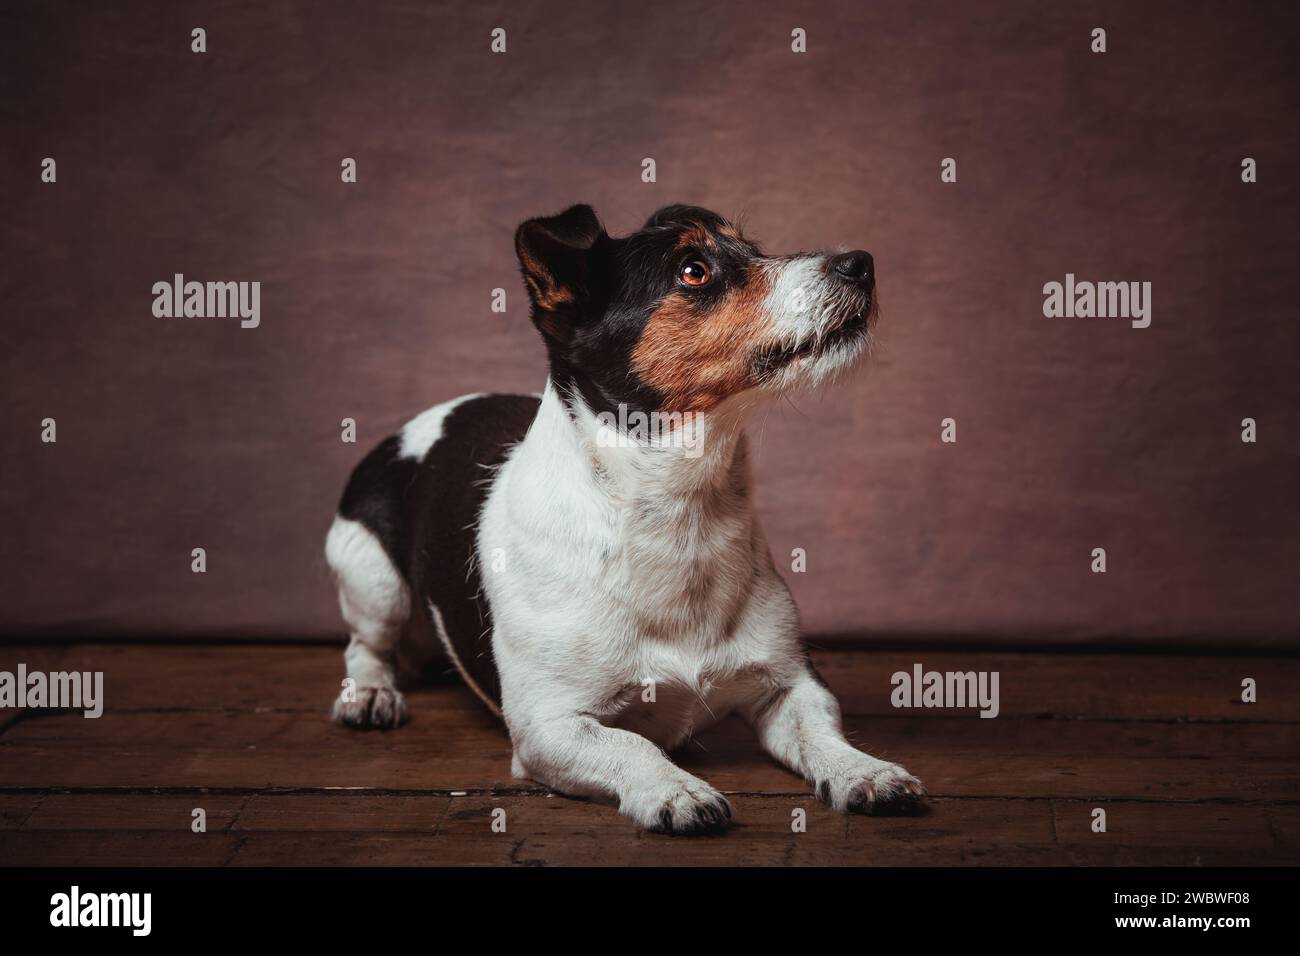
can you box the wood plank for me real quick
[3,643,1294,866]
[1049,799,1277,848]
[843,795,1054,865]
[679,717,1300,801]
[230,795,1021,867]
[10,703,1297,760]
[2,644,1295,722]
[2,708,1296,801]
[0,643,340,713]
[842,800,1287,866]
[8,825,1275,867]
[226,831,447,867]
[0,645,72,674]
[5,795,1290,866]
[226,832,1273,866]
[0,708,514,791]
[235,793,451,832]
[812,650,1300,721]
[1266,805,1300,851]
[0,795,42,829]
[0,642,471,716]
[423,793,859,867]
[0,831,239,866]
[21,794,247,832]
[0,645,73,732]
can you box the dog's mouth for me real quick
[752,309,870,376]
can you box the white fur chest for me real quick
[478,388,801,740]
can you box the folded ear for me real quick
[515,205,605,324]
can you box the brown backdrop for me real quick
[2,0,1297,647]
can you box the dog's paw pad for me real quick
[331,687,408,730]
[844,766,929,816]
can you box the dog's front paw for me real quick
[624,777,733,836]
[817,758,928,816]
[332,686,408,730]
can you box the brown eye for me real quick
[678,259,712,287]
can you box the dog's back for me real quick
[325,392,538,725]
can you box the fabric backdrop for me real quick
[2,0,1297,647]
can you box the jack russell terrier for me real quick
[325,204,928,834]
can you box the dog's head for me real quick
[516,203,876,416]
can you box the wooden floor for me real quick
[1,643,1297,866]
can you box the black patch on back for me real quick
[337,393,541,711]
[337,436,419,568]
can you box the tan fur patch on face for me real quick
[631,268,773,413]
[674,227,718,252]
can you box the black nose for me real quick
[830,250,874,287]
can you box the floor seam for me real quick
[2,787,1297,806]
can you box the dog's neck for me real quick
[541,382,754,504]
[526,383,761,637]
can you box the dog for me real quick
[325,204,927,834]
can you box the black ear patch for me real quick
[515,205,605,329]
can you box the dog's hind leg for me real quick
[325,516,412,729]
